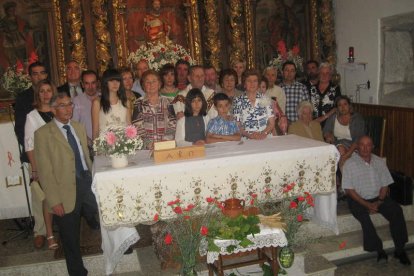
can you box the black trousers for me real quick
[347,196,408,252]
[54,171,98,276]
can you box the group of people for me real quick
[12,57,410,275]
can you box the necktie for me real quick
[71,86,78,97]
[63,125,83,178]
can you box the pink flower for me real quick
[289,201,298,209]
[297,214,303,222]
[153,213,159,221]
[16,60,24,72]
[105,132,116,146]
[200,226,208,236]
[164,233,172,245]
[125,125,137,139]
[292,45,300,55]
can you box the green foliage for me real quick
[207,214,261,253]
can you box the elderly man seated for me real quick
[342,136,411,265]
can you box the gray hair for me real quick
[262,66,277,75]
[319,62,333,75]
[49,92,71,107]
[297,101,314,116]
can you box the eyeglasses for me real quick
[55,103,74,109]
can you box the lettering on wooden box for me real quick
[154,145,205,163]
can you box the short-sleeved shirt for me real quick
[342,153,394,200]
[206,116,239,136]
[232,92,274,133]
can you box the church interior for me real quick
[0,0,414,275]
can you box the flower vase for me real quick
[180,262,197,276]
[279,246,295,268]
[180,249,197,276]
[110,155,128,169]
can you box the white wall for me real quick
[334,0,414,104]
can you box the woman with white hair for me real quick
[309,62,341,125]
[288,101,323,141]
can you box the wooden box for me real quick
[153,145,205,164]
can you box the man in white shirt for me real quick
[72,70,99,142]
[174,65,216,119]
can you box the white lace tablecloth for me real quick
[92,135,339,274]
[200,224,288,264]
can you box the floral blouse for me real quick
[309,82,341,119]
[232,92,274,133]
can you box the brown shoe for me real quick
[34,235,45,249]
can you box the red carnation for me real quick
[264,188,271,194]
[292,45,300,55]
[297,196,305,202]
[277,40,287,56]
[184,56,189,61]
[184,204,195,212]
[153,213,159,221]
[297,214,303,222]
[164,233,172,245]
[206,197,214,203]
[173,206,183,214]
[289,201,298,209]
[161,47,165,52]
[184,215,190,220]
[16,60,24,72]
[200,226,208,236]
[167,200,176,206]
[250,199,255,206]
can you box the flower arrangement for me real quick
[93,125,143,156]
[127,42,194,71]
[0,61,31,98]
[155,197,218,275]
[279,182,314,246]
[0,52,39,98]
[268,40,303,74]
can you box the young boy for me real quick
[206,93,241,143]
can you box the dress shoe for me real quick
[86,217,100,230]
[34,235,45,249]
[377,250,388,263]
[394,250,411,265]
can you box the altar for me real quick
[92,135,339,274]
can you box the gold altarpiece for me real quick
[33,0,336,83]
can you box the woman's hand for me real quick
[249,131,267,140]
[324,133,335,144]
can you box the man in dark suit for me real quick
[58,60,82,98]
[14,61,48,163]
[34,92,98,276]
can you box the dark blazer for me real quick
[13,86,35,162]
[34,120,92,213]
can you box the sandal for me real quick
[47,236,59,250]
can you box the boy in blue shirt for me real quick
[206,93,241,143]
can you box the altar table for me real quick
[92,135,339,274]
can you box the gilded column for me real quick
[228,0,245,66]
[52,0,66,84]
[320,0,336,66]
[92,0,112,75]
[309,0,320,61]
[204,0,221,69]
[244,0,256,69]
[67,0,87,67]
[112,0,128,67]
[185,0,202,64]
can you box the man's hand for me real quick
[52,204,65,217]
[365,201,379,214]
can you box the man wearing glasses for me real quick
[35,92,98,276]
[14,61,48,163]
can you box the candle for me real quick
[348,47,354,58]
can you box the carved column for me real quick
[244,0,256,69]
[320,0,336,66]
[228,0,245,66]
[67,0,87,67]
[204,0,221,69]
[92,0,112,75]
[185,0,203,65]
[52,0,66,84]
[112,0,128,67]
[309,0,320,61]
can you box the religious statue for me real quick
[0,1,34,70]
[143,0,171,43]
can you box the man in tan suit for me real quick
[34,92,97,276]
